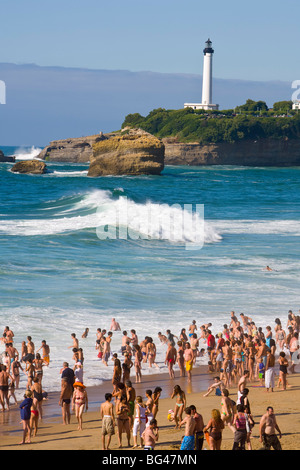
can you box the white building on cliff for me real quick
[184,38,219,111]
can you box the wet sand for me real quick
[1,365,300,450]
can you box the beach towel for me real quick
[265,367,275,389]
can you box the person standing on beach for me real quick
[116,395,131,448]
[19,390,33,445]
[72,382,88,431]
[165,342,177,379]
[179,407,196,450]
[100,393,115,450]
[177,341,185,377]
[134,344,143,383]
[142,418,159,450]
[232,404,248,450]
[190,334,199,365]
[33,354,44,385]
[61,362,75,387]
[25,359,35,390]
[31,377,44,419]
[190,405,205,450]
[289,332,299,374]
[259,406,282,450]
[171,385,186,429]
[146,338,158,368]
[125,380,136,429]
[237,370,249,403]
[152,387,162,419]
[59,377,73,425]
[184,342,194,382]
[203,409,225,450]
[132,396,147,448]
[278,352,288,391]
[112,354,122,391]
[122,353,133,383]
[0,365,13,412]
[265,349,275,392]
[11,358,23,390]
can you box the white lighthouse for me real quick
[184,38,219,111]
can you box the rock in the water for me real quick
[0,149,15,162]
[87,130,164,177]
[11,160,47,174]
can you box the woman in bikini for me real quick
[145,389,154,426]
[72,382,88,430]
[134,344,143,383]
[152,387,162,419]
[146,339,158,368]
[171,385,186,429]
[31,376,44,419]
[278,351,289,391]
[25,359,35,390]
[220,389,235,432]
[203,408,225,450]
[33,353,44,385]
[116,395,131,448]
[11,359,23,389]
[177,341,185,377]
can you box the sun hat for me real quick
[73,381,85,388]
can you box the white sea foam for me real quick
[13,146,42,160]
[211,219,300,236]
[51,170,88,177]
[0,306,212,396]
[0,189,222,244]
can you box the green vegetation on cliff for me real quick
[122,100,300,144]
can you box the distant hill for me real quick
[0,63,293,146]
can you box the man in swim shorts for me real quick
[184,343,194,382]
[179,407,196,450]
[100,393,116,450]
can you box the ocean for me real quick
[1,145,300,396]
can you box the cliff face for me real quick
[163,138,300,166]
[37,133,300,167]
[88,131,165,177]
[38,135,104,163]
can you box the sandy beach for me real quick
[1,365,300,451]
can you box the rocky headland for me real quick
[36,132,300,168]
[37,135,105,163]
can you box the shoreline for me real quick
[0,364,211,434]
[0,368,300,451]
[1,362,300,451]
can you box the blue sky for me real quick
[1,0,299,82]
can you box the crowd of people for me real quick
[0,309,299,449]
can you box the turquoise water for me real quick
[1,145,300,391]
